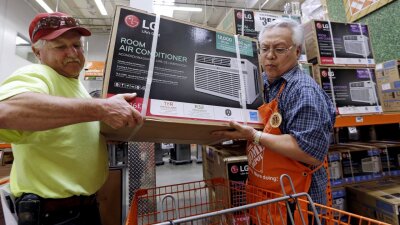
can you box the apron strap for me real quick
[309,162,324,174]
[276,81,286,99]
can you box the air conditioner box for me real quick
[304,20,375,65]
[375,60,400,112]
[101,6,263,144]
[347,179,400,225]
[336,143,382,184]
[313,65,382,114]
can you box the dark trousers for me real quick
[16,194,102,225]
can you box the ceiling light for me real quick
[157,5,202,12]
[36,0,54,13]
[94,0,108,15]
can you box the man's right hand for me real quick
[101,93,143,129]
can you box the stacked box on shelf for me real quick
[313,66,382,114]
[368,141,400,177]
[346,178,400,225]
[337,144,383,184]
[202,142,248,208]
[216,8,307,62]
[304,20,375,66]
[331,187,348,223]
[100,6,264,144]
[375,60,400,112]
[328,146,344,187]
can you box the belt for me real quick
[41,194,97,213]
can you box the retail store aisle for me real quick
[156,153,203,187]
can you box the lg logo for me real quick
[124,15,140,28]
[225,109,232,116]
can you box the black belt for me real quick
[41,194,97,213]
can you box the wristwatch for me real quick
[253,131,262,145]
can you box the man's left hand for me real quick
[211,121,256,141]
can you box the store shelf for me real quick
[334,113,400,128]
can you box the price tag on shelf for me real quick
[355,116,363,123]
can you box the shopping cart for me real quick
[125,175,390,225]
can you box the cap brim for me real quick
[41,27,91,41]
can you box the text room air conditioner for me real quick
[349,81,377,105]
[343,35,370,57]
[361,156,381,173]
[194,53,260,104]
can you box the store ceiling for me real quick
[25,0,303,34]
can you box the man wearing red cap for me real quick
[0,12,142,225]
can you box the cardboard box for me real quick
[346,179,400,225]
[202,143,248,208]
[217,8,281,39]
[101,6,264,144]
[216,9,307,62]
[368,141,400,177]
[331,187,348,222]
[338,144,383,184]
[375,60,400,112]
[304,20,375,66]
[327,147,343,187]
[313,66,382,114]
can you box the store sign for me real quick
[84,61,105,80]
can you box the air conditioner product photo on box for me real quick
[313,66,382,114]
[101,6,264,144]
[304,20,374,66]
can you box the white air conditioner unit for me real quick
[194,53,260,104]
[349,81,377,105]
[343,35,370,57]
[361,156,381,173]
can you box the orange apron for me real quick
[246,82,321,225]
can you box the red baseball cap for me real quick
[29,12,91,43]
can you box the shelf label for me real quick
[355,116,363,123]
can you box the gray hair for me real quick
[258,17,304,47]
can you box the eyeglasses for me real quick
[32,16,80,41]
[260,45,295,55]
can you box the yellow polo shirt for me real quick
[0,64,108,198]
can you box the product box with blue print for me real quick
[304,20,375,66]
[375,60,400,112]
[337,144,383,184]
[313,66,382,115]
[101,6,264,144]
[346,178,400,225]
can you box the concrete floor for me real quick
[155,152,203,187]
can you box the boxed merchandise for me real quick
[217,8,281,39]
[202,142,248,208]
[375,60,400,112]
[313,66,382,114]
[368,141,400,177]
[304,20,374,66]
[101,6,264,144]
[346,179,400,225]
[327,147,343,187]
[338,144,383,184]
[331,187,348,222]
[216,9,307,62]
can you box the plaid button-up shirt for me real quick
[262,65,336,204]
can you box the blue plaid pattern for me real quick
[263,65,336,204]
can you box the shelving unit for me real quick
[334,113,400,128]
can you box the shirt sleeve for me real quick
[283,86,334,162]
[0,68,51,142]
